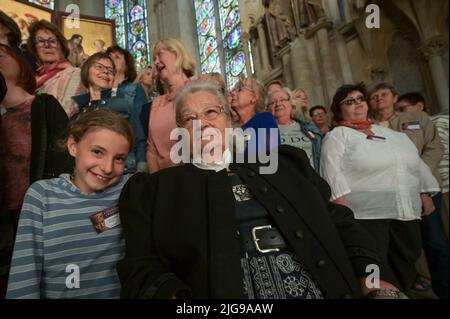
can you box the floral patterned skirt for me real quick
[241,251,324,299]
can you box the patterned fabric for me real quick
[241,251,324,299]
[1,97,33,211]
[229,173,324,299]
[431,114,449,193]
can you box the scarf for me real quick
[36,60,67,89]
[338,119,374,137]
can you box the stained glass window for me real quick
[194,0,250,88]
[105,0,150,70]
[28,0,54,10]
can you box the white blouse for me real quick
[320,125,440,221]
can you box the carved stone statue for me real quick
[263,0,296,50]
[292,0,326,29]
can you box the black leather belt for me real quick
[239,225,287,253]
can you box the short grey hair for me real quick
[173,80,232,124]
[266,87,302,120]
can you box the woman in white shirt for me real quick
[320,83,440,294]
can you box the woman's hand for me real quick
[420,193,435,216]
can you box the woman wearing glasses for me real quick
[27,20,84,116]
[320,83,440,294]
[267,87,323,172]
[117,80,404,299]
[71,53,146,174]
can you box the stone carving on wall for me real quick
[263,0,296,51]
[419,35,448,60]
[291,0,326,30]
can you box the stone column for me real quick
[335,33,354,84]
[315,25,339,105]
[277,45,294,89]
[78,0,104,18]
[290,36,314,96]
[305,36,324,106]
[241,32,253,78]
[256,18,271,74]
[421,36,449,113]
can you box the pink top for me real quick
[147,94,179,172]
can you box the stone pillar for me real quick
[315,26,339,105]
[78,0,104,18]
[256,18,271,74]
[241,32,253,78]
[290,36,314,96]
[421,36,449,113]
[277,45,294,89]
[56,0,80,13]
[335,33,354,84]
[305,36,324,106]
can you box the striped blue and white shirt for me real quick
[6,174,131,299]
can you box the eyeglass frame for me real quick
[35,36,59,48]
[339,95,367,106]
[177,104,226,128]
[93,62,116,76]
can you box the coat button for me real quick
[276,205,285,213]
[295,230,304,239]
[316,260,326,268]
[248,171,256,177]
[260,187,268,194]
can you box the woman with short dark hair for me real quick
[321,83,440,293]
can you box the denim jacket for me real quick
[72,81,148,173]
[297,119,323,172]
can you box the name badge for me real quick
[306,130,316,139]
[90,206,120,233]
[402,121,421,130]
[367,135,386,142]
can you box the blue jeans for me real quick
[421,193,449,299]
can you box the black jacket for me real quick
[117,145,395,299]
[29,94,73,182]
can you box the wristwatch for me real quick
[367,289,409,299]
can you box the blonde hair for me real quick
[237,76,266,112]
[152,38,196,78]
[292,87,311,121]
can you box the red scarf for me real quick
[36,60,67,89]
[338,119,374,137]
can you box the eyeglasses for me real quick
[340,95,366,106]
[35,37,58,48]
[93,63,115,75]
[311,111,326,117]
[178,105,225,128]
[270,98,289,107]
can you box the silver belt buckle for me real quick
[252,225,280,253]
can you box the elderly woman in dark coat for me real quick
[117,81,403,299]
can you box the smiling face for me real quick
[340,90,369,122]
[88,58,114,90]
[269,90,293,125]
[68,128,130,194]
[153,44,177,83]
[35,29,65,64]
